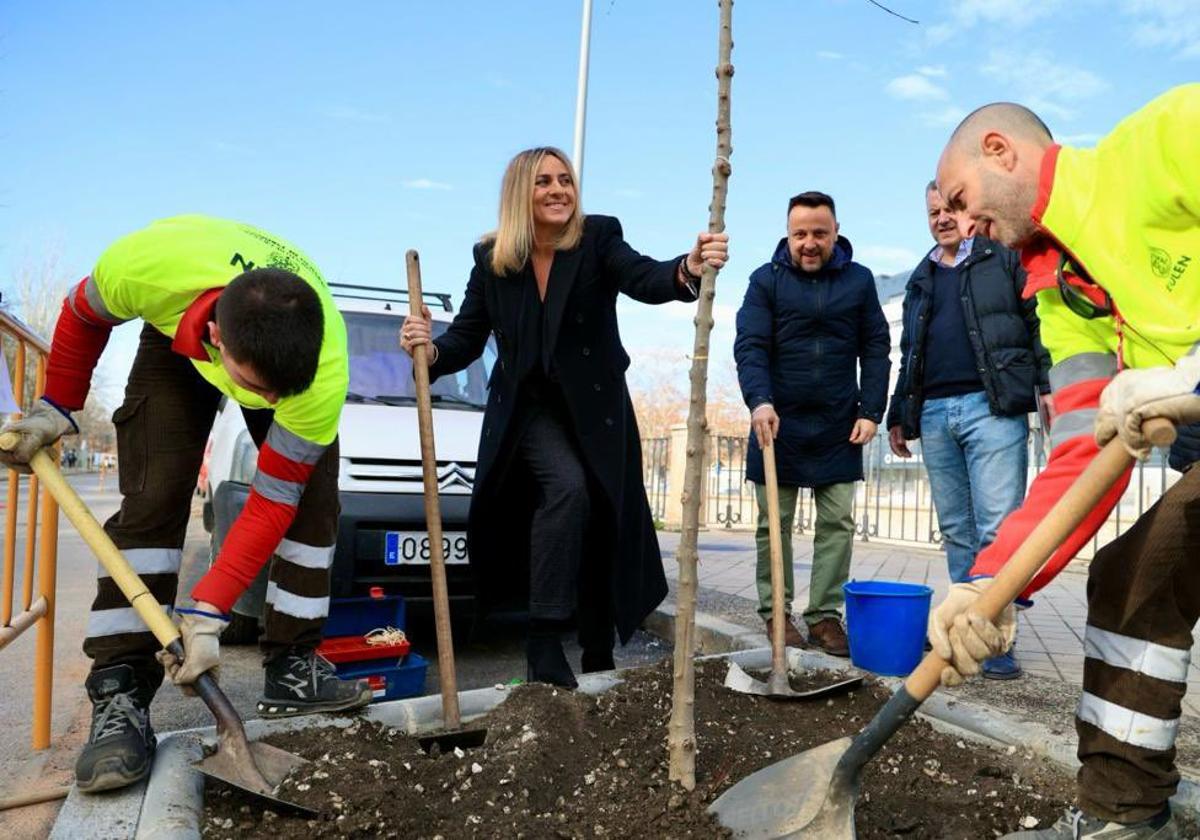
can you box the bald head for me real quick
[935,102,1054,248]
[948,102,1054,156]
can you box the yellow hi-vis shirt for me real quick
[1030,83,1200,373]
[89,214,348,446]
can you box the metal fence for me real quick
[642,436,670,522]
[644,421,1180,560]
[0,310,62,751]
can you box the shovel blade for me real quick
[195,739,315,815]
[724,661,771,696]
[417,727,488,756]
[709,736,855,839]
[724,662,865,702]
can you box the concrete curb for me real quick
[136,734,204,840]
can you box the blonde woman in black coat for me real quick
[401,146,727,686]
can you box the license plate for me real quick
[384,532,469,565]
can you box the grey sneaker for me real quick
[1002,806,1177,839]
[75,665,156,793]
[257,650,373,718]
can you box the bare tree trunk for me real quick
[668,0,733,791]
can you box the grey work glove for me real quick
[0,399,76,474]
[155,607,228,695]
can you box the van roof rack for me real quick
[329,282,453,313]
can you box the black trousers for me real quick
[82,326,340,705]
[515,401,590,622]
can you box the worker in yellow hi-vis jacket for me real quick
[930,84,1200,840]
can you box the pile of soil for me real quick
[204,660,1077,839]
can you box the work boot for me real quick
[76,665,156,793]
[527,619,578,688]
[764,614,808,649]
[258,649,373,718]
[807,617,850,657]
[1001,806,1178,839]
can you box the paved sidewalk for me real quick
[657,529,1200,718]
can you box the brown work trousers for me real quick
[81,325,340,706]
[1076,464,1200,823]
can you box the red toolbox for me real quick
[317,633,411,664]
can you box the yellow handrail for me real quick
[0,308,61,750]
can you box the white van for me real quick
[202,282,494,641]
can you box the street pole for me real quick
[572,0,594,188]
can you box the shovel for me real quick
[724,441,863,701]
[405,250,488,755]
[0,432,314,814]
[709,418,1176,838]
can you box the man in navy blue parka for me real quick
[734,191,891,655]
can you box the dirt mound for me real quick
[204,660,1079,838]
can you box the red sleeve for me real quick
[190,439,319,612]
[190,488,297,611]
[43,279,119,411]
[969,377,1131,599]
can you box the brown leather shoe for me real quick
[764,615,808,649]
[808,618,850,657]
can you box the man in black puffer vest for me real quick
[886,181,1051,679]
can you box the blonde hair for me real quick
[485,146,585,277]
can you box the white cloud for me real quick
[924,23,955,45]
[816,50,844,60]
[402,178,453,191]
[950,0,1065,28]
[920,104,967,127]
[1123,0,1200,59]
[981,50,1108,121]
[322,105,389,124]
[886,74,949,102]
[917,65,947,77]
[858,245,921,275]
[926,0,1067,45]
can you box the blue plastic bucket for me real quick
[843,580,933,676]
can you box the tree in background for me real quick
[2,248,116,459]
[630,351,746,439]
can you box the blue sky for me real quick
[2,0,1198,406]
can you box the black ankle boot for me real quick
[526,620,578,688]
[580,648,615,674]
[76,665,156,793]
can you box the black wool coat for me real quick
[429,214,695,644]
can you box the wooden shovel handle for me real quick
[904,417,1176,700]
[762,443,787,674]
[405,250,461,729]
[0,431,179,646]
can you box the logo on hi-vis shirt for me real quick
[1151,247,1192,292]
[1150,247,1172,279]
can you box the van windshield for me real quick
[344,312,495,410]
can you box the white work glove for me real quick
[1095,355,1200,459]
[156,606,228,694]
[927,579,1015,687]
[0,399,76,473]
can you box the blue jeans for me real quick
[920,391,1029,583]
